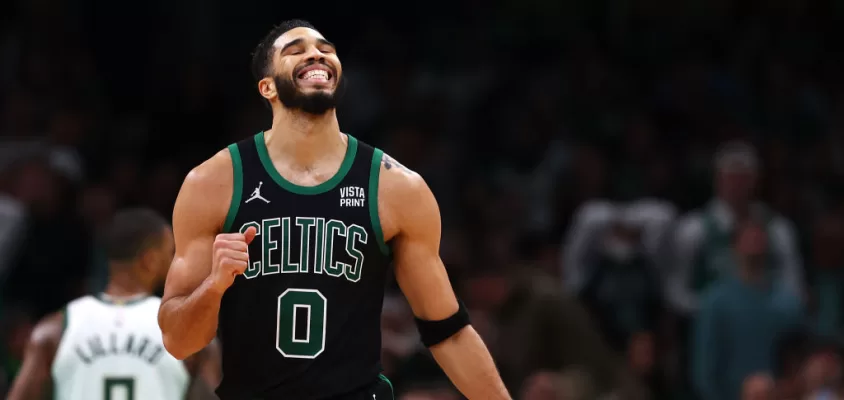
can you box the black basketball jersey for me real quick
[215,132,392,400]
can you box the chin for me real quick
[276,74,343,114]
[296,84,336,95]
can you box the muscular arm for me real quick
[158,151,232,360]
[7,312,63,400]
[380,156,510,400]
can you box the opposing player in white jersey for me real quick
[7,208,221,400]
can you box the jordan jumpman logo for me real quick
[245,181,270,204]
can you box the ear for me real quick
[258,77,276,101]
[137,249,157,276]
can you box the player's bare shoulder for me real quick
[377,152,439,240]
[174,148,236,233]
[183,149,234,196]
[380,152,424,185]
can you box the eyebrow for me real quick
[317,38,336,50]
[279,38,336,53]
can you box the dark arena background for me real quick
[3,0,844,399]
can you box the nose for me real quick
[303,45,326,62]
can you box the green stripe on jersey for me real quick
[223,143,244,233]
[369,149,390,255]
[255,132,358,195]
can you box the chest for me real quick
[227,134,391,286]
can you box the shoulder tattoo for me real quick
[381,153,409,171]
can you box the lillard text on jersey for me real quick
[74,332,166,365]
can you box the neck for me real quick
[266,106,343,166]
[103,263,151,298]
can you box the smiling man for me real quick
[157,20,510,400]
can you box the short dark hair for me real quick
[103,208,169,262]
[251,19,318,82]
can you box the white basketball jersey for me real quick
[52,295,190,400]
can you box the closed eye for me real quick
[280,38,305,56]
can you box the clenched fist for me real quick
[209,226,257,293]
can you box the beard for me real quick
[274,72,344,115]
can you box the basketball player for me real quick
[158,19,510,400]
[7,208,221,400]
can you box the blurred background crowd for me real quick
[2,0,844,399]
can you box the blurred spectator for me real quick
[554,368,604,400]
[775,333,811,400]
[0,304,34,395]
[579,212,666,351]
[76,184,117,293]
[398,383,461,400]
[741,373,775,400]
[490,120,570,236]
[381,294,422,376]
[519,370,565,400]
[809,211,844,340]
[693,220,804,400]
[463,264,646,399]
[0,156,92,318]
[0,192,25,283]
[800,341,844,400]
[627,332,671,400]
[562,200,674,351]
[668,140,804,315]
[562,200,676,295]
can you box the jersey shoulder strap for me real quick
[359,140,390,255]
[222,134,254,232]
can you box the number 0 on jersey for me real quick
[276,289,327,359]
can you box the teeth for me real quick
[302,70,329,80]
